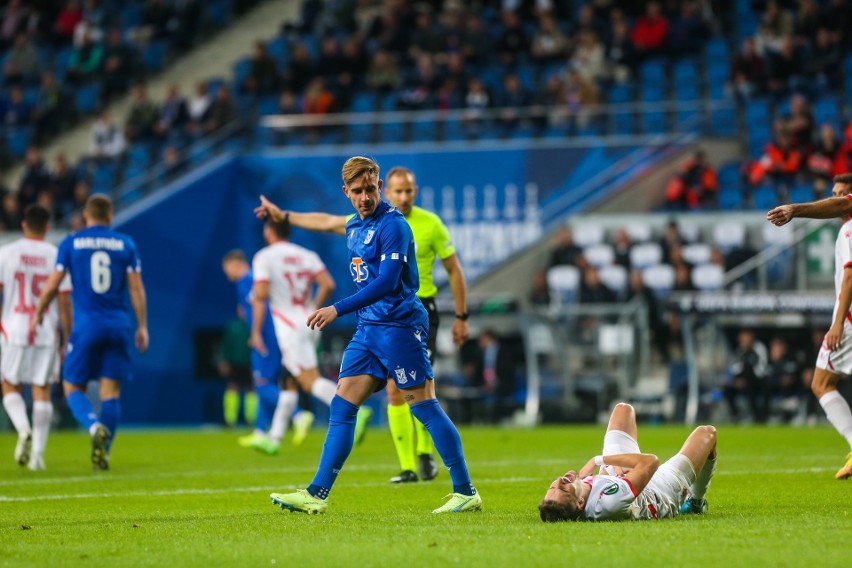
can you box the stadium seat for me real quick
[704,38,729,60]
[380,122,405,143]
[718,163,742,187]
[691,263,724,291]
[745,99,771,124]
[789,184,815,204]
[6,127,32,158]
[347,122,374,144]
[709,107,737,137]
[814,98,839,125]
[143,40,168,72]
[351,93,376,113]
[718,188,744,210]
[75,83,101,115]
[608,84,633,104]
[713,221,746,252]
[642,264,676,297]
[546,265,581,305]
[752,186,778,210]
[641,111,667,134]
[611,111,635,135]
[598,264,628,295]
[678,223,700,243]
[639,60,666,85]
[232,58,252,86]
[266,37,289,66]
[623,223,652,243]
[582,243,615,268]
[681,243,712,265]
[572,224,605,247]
[630,242,663,269]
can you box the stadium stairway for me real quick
[4,0,299,190]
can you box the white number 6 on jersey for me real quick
[90,251,111,294]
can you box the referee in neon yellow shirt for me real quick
[383,167,470,483]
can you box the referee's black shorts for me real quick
[418,296,439,365]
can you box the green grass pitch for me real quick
[1,424,850,567]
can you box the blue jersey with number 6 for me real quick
[56,224,141,331]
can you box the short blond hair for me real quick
[341,156,380,187]
[86,194,113,222]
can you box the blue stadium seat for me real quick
[710,107,737,137]
[608,83,633,104]
[443,120,467,142]
[206,0,233,27]
[641,111,667,134]
[707,61,728,83]
[612,111,635,135]
[718,188,743,210]
[673,59,699,84]
[675,109,701,133]
[232,58,252,85]
[92,162,117,192]
[257,96,280,116]
[639,60,666,85]
[704,38,729,60]
[143,40,167,71]
[674,82,699,101]
[745,99,771,123]
[752,186,778,210]
[789,184,814,203]
[641,85,665,101]
[128,144,151,168]
[412,120,436,141]
[379,122,405,143]
[351,93,376,113]
[814,98,839,125]
[121,3,142,29]
[6,127,32,158]
[266,37,289,67]
[707,81,727,100]
[75,83,101,114]
[718,163,741,187]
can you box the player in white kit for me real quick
[250,218,340,434]
[0,205,71,470]
[539,403,717,522]
[766,172,852,479]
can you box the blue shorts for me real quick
[252,348,282,387]
[339,324,433,390]
[63,327,132,385]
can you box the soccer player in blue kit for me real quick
[255,156,481,514]
[33,195,149,470]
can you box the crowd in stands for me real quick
[0,0,255,228]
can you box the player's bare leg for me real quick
[297,368,373,446]
[28,384,52,470]
[605,402,639,439]
[812,368,852,479]
[2,380,31,466]
[678,425,717,514]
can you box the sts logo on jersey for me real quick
[350,257,369,282]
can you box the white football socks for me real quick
[2,392,31,436]
[269,391,298,443]
[311,377,337,407]
[819,391,852,448]
[31,401,53,459]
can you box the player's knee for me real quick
[811,380,833,398]
[613,402,635,414]
[699,425,717,442]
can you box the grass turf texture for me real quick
[1,425,850,567]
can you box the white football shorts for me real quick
[816,319,852,375]
[272,317,319,376]
[1,342,59,387]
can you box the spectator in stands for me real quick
[283,43,315,94]
[665,150,719,210]
[579,265,617,304]
[672,262,695,292]
[316,36,342,82]
[17,147,51,210]
[748,121,803,187]
[570,4,605,43]
[571,29,606,84]
[730,37,768,100]
[0,189,21,231]
[529,269,551,306]
[0,0,28,50]
[68,179,90,217]
[495,73,531,134]
[66,30,103,85]
[767,36,806,97]
[0,85,32,126]
[627,269,670,362]
[398,54,439,111]
[498,9,529,67]
[301,77,335,114]
[168,0,202,51]
[409,9,444,57]
[204,84,237,134]
[366,49,401,93]
[659,220,684,265]
[125,84,159,142]
[90,110,126,161]
[185,80,211,136]
[460,14,492,66]
[3,32,40,85]
[100,28,137,105]
[138,0,174,41]
[722,329,770,424]
[443,52,468,93]
[805,27,841,90]
[766,337,804,423]
[74,0,105,47]
[605,17,636,84]
[537,74,566,129]
[563,67,600,131]
[792,0,821,44]
[785,94,815,151]
[157,145,183,184]
[153,84,188,139]
[531,12,568,65]
[50,153,77,213]
[369,10,409,56]
[823,0,852,47]
[32,71,65,144]
[549,227,584,268]
[336,36,366,103]
[755,0,793,55]
[631,1,669,59]
[613,228,633,271]
[52,0,83,47]
[277,89,299,114]
[808,124,847,194]
[667,0,710,57]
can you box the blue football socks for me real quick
[307,396,359,499]
[100,398,120,450]
[410,398,476,496]
[254,383,279,432]
[66,390,98,430]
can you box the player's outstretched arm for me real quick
[825,267,852,350]
[596,453,660,494]
[32,269,65,329]
[254,195,347,235]
[767,196,852,226]
[442,253,470,345]
[128,272,149,354]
